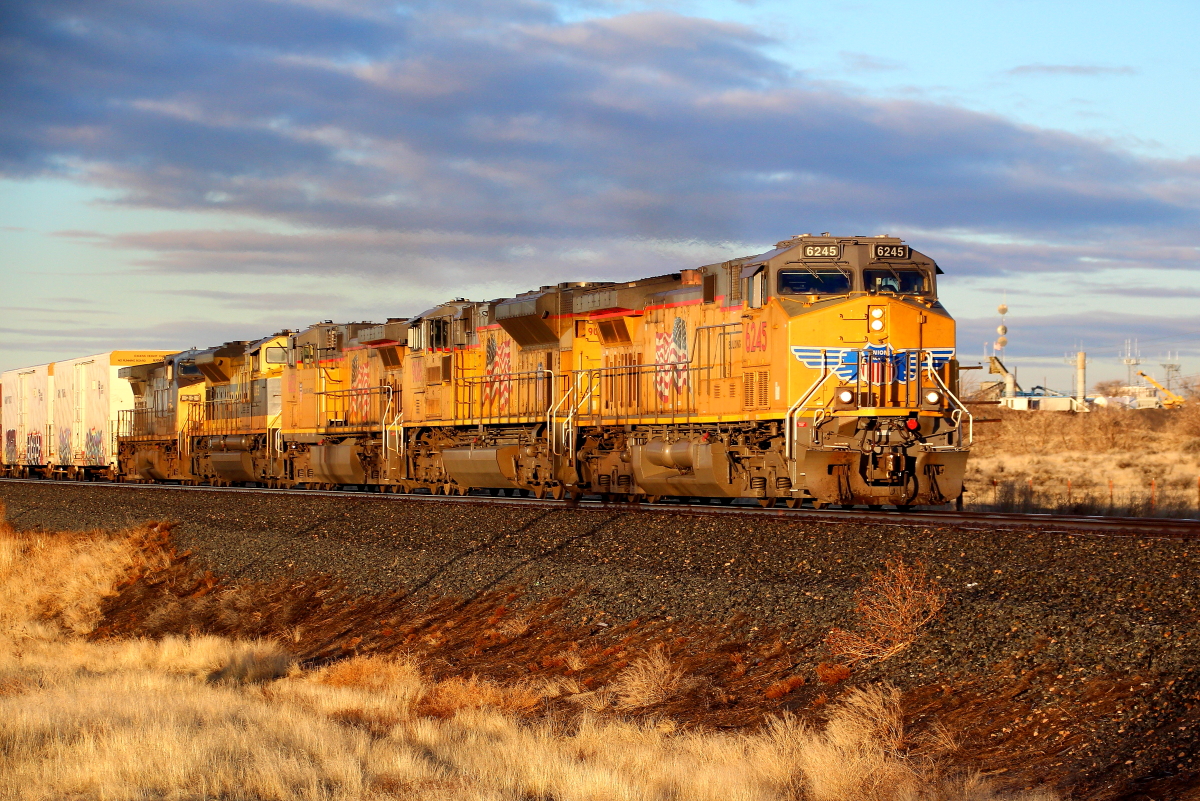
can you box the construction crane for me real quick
[1137,371,1186,409]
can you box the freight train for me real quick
[1,234,971,508]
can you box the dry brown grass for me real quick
[0,508,1055,801]
[965,406,1200,517]
[609,645,701,709]
[775,685,1039,801]
[826,558,946,666]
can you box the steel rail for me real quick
[1,477,1198,538]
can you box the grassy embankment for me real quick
[0,503,1053,801]
[964,405,1200,516]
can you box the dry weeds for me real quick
[964,406,1200,517]
[0,508,1056,801]
[826,558,946,666]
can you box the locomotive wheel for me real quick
[549,484,565,500]
[784,498,800,509]
[644,494,661,504]
[758,498,776,509]
[532,486,546,499]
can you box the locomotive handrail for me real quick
[118,407,175,438]
[786,363,835,461]
[457,367,555,426]
[564,361,708,424]
[563,372,599,463]
[925,353,972,446]
[547,382,574,457]
[312,385,391,430]
[383,391,404,460]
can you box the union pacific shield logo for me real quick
[790,346,954,382]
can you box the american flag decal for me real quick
[485,336,512,410]
[654,317,689,402]
[349,354,371,421]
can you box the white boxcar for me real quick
[3,351,172,476]
[50,351,175,473]
[1,362,53,469]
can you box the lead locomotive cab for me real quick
[745,234,966,509]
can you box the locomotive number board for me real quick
[801,243,841,258]
[871,243,909,259]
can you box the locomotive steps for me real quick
[1,480,1198,798]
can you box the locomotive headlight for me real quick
[870,319,884,331]
[871,309,884,319]
[924,390,941,405]
[838,390,854,404]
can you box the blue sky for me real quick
[2,0,1198,389]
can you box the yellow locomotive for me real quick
[115,234,970,507]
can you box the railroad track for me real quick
[3,476,1198,538]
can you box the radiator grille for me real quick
[743,371,771,410]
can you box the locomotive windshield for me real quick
[777,269,851,295]
[863,269,928,295]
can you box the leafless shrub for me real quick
[826,558,946,665]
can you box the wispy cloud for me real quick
[1006,64,1137,77]
[150,287,351,310]
[840,52,904,72]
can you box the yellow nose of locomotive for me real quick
[779,236,965,509]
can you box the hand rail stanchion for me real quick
[785,350,834,461]
[925,352,972,446]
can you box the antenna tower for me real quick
[1120,339,1142,387]
[1161,351,1181,393]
